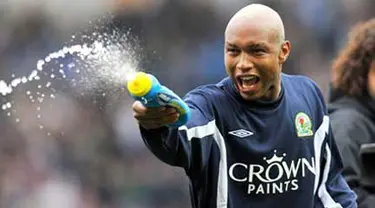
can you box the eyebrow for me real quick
[248,43,268,49]
[225,42,237,47]
[225,42,269,49]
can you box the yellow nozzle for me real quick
[127,72,152,97]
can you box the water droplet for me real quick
[28,70,38,81]
[50,74,55,79]
[68,63,75,68]
[39,125,43,129]
[15,118,20,123]
[46,82,51,88]
[37,114,41,118]
[26,91,31,95]
[38,85,42,89]
[11,78,22,87]
[50,94,55,98]
[37,60,45,70]
[21,77,28,83]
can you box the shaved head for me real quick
[225,4,285,44]
[223,3,291,101]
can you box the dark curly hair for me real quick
[332,18,375,97]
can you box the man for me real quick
[132,4,357,208]
[328,18,375,208]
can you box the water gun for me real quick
[127,72,191,128]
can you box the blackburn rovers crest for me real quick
[295,112,313,137]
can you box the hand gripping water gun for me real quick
[127,72,191,128]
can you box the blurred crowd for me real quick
[0,0,374,207]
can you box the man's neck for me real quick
[261,83,282,102]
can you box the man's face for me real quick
[224,21,289,101]
[368,60,375,99]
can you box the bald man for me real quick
[132,4,357,208]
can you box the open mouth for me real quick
[237,75,260,93]
[239,75,259,86]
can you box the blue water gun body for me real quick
[127,72,191,128]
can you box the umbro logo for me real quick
[228,129,254,138]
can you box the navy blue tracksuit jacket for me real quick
[140,74,357,208]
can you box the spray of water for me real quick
[0,17,143,131]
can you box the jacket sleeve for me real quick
[314,122,358,208]
[139,88,216,175]
[330,110,375,208]
[307,80,357,208]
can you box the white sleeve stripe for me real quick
[178,120,228,208]
[178,120,216,141]
[313,115,330,194]
[317,145,343,208]
[213,126,228,208]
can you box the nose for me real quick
[237,53,254,72]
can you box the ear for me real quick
[279,40,291,64]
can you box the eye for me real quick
[226,48,240,55]
[254,49,265,53]
[251,48,266,56]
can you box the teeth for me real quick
[240,75,259,87]
[240,76,257,81]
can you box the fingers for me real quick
[132,101,180,129]
[132,101,165,115]
[138,113,180,129]
[132,101,176,118]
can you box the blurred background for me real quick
[0,0,374,207]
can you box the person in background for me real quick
[328,18,375,208]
